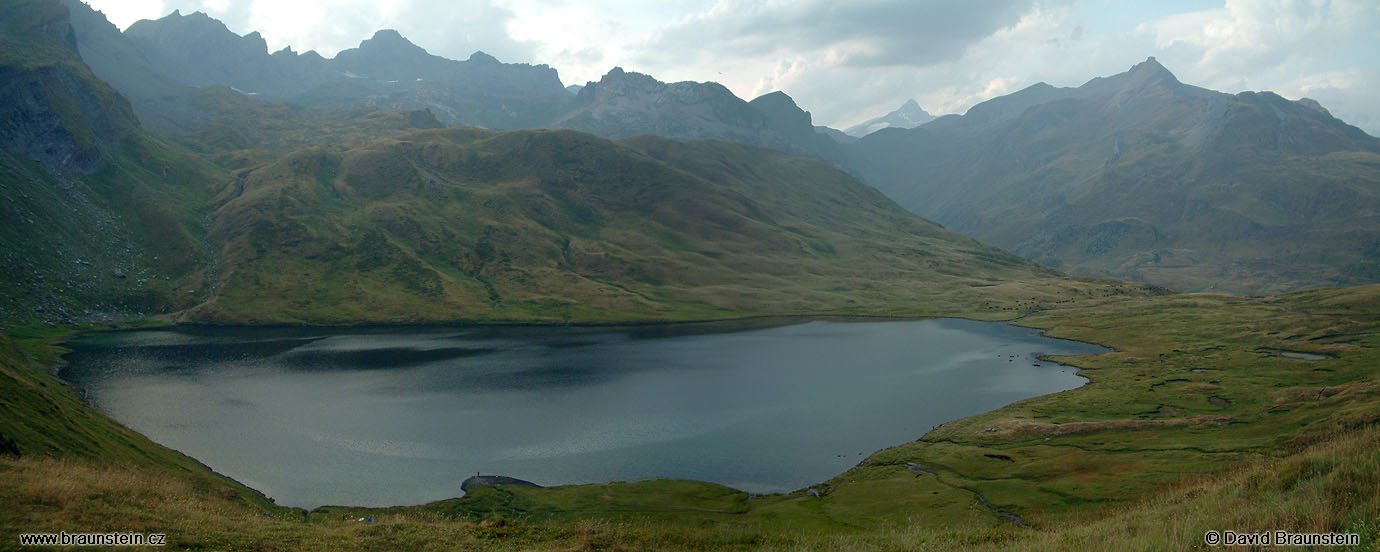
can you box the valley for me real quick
[1,0,1378,550]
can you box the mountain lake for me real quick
[61,318,1107,508]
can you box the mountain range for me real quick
[2,0,1116,328]
[59,2,846,167]
[53,5,1380,294]
[60,1,570,131]
[846,57,1380,293]
[5,0,1380,328]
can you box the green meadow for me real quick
[3,285,1376,550]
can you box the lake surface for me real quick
[63,318,1106,509]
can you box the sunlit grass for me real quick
[3,286,1378,550]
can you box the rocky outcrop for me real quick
[460,475,542,493]
[0,65,117,176]
[552,68,845,166]
[2,2,135,179]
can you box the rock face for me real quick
[1,0,212,326]
[844,99,935,137]
[1,2,134,178]
[0,63,123,176]
[846,57,1380,293]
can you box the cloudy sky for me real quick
[84,0,1380,135]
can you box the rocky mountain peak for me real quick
[358,29,425,56]
[467,51,500,65]
[126,8,269,58]
[145,9,223,33]
[242,30,266,51]
[750,91,813,131]
[1296,97,1330,116]
[752,91,799,108]
[1125,56,1180,87]
[591,67,662,93]
[843,98,936,137]
[895,99,930,119]
[1067,56,1190,108]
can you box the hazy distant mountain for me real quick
[845,99,935,137]
[550,68,845,166]
[61,4,568,130]
[123,10,332,98]
[848,57,1380,293]
[814,125,856,144]
[747,91,849,165]
[62,3,848,165]
[56,0,204,131]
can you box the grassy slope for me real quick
[0,0,224,328]
[3,285,1377,550]
[172,85,446,160]
[185,126,1129,325]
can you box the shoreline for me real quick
[51,313,1109,512]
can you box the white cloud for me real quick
[1125,0,1380,132]
[82,0,166,29]
[87,0,536,63]
[1287,70,1357,95]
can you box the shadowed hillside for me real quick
[848,58,1380,294]
[0,0,222,326]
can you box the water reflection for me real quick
[64,318,1106,509]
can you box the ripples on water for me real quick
[64,319,1106,508]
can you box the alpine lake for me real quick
[62,318,1106,508]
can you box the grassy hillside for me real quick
[183,126,1125,325]
[3,286,1377,550]
[0,0,226,328]
[4,0,1121,330]
[0,329,280,515]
